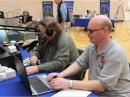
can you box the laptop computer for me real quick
[13,54,53,96]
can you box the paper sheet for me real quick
[51,89,92,97]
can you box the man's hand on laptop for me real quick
[49,77,70,90]
[26,66,38,74]
[30,56,38,65]
[48,73,62,82]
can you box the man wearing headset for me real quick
[26,16,83,80]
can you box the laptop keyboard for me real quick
[29,76,51,93]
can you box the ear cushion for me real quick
[39,18,55,37]
[46,28,55,37]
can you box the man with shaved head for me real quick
[48,15,130,96]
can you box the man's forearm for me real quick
[60,63,82,78]
[72,80,105,92]
[37,59,68,72]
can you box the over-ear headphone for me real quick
[39,18,55,37]
[46,28,55,37]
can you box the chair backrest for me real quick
[77,48,84,55]
[77,48,86,79]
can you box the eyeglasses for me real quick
[86,28,104,34]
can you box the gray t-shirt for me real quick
[75,39,130,97]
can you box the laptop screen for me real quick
[13,54,32,94]
[13,53,54,96]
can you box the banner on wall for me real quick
[42,1,53,18]
[100,0,110,17]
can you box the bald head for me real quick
[88,15,112,32]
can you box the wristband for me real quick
[69,80,73,89]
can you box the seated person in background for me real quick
[48,15,130,96]
[26,16,84,80]
[21,11,33,24]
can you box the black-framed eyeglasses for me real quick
[86,28,104,34]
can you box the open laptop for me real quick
[13,54,53,96]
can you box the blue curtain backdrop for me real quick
[42,1,53,18]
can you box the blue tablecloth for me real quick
[0,74,98,97]
[14,49,98,97]
[19,48,29,59]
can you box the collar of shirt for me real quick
[92,39,114,56]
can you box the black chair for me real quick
[77,48,86,79]
[77,48,84,55]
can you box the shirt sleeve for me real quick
[75,44,92,70]
[60,3,67,22]
[37,43,78,72]
[97,50,126,90]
